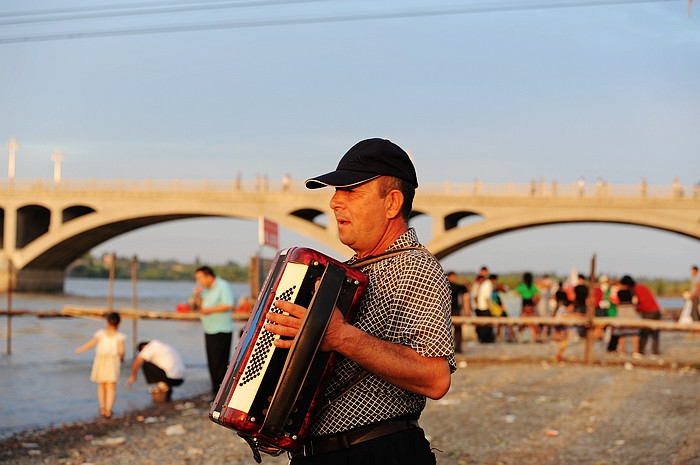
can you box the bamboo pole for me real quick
[584,254,597,364]
[107,252,116,311]
[58,307,700,330]
[6,259,13,355]
[63,305,200,320]
[451,316,700,332]
[131,255,138,357]
[61,305,249,322]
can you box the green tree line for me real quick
[67,253,249,283]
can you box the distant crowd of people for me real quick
[447,264,700,361]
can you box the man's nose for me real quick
[329,191,343,210]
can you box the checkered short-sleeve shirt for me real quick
[310,228,456,437]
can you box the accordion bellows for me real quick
[209,247,368,453]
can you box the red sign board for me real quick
[259,217,279,249]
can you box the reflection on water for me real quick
[0,278,249,438]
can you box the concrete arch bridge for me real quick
[1,178,698,292]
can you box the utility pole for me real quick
[584,254,597,364]
[51,150,64,183]
[6,136,18,179]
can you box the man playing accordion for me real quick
[266,138,456,465]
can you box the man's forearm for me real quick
[129,358,143,381]
[331,323,451,400]
[201,304,233,314]
[692,284,700,299]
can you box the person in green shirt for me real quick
[193,265,234,398]
[515,272,541,342]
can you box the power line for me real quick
[0,0,209,18]
[0,0,682,45]
[0,0,327,26]
[0,0,285,18]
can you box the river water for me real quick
[0,278,250,439]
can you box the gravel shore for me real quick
[2,332,699,465]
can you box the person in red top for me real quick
[632,278,662,357]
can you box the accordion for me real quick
[209,247,368,459]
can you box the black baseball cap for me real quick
[305,138,418,189]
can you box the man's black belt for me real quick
[295,418,419,457]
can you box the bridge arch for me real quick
[443,211,483,231]
[16,202,347,272]
[427,208,700,260]
[17,205,51,248]
[63,205,95,223]
[290,208,327,228]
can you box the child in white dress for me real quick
[75,312,126,418]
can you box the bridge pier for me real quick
[15,269,65,293]
[0,260,64,293]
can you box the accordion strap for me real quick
[350,246,431,268]
[323,245,432,408]
[325,368,371,407]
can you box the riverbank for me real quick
[2,332,699,465]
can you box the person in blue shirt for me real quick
[193,265,234,398]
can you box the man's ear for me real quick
[385,189,405,220]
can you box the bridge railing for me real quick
[418,180,699,199]
[0,178,265,192]
[0,178,698,199]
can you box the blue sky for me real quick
[1,0,699,281]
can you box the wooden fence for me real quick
[452,315,700,364]
[5,306,699,366]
